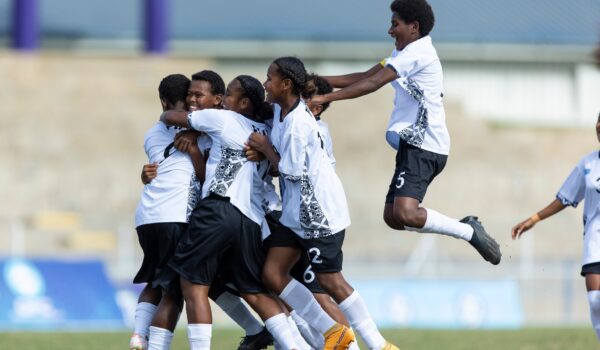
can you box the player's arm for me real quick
[323,63,384,88]
[160,110,190,129]
[141,163,158,184]
[313,66,397,105]
[246,132,280,175]
[187,144,206,184]
[511,199,566,240]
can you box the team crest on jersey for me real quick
[398,78,429,148]
[209,148,247,196]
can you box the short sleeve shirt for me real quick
[384,35,450,155]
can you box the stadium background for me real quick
[0,0,599,342]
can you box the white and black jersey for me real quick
[383,35,450,155]
[134,122,202,227]
[187,109,269,225]
[316,118,336,167]
[270,100,351,239]
[557,150,600,266]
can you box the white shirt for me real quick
[384,35,450,155]
[188,109,269,225]
[317,118,336,167]
[557,150,600,266]
[270,101,351,239]
[134,122,202,227]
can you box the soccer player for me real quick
[247,56,398,350]
[130,73,213,350]
[311,0,502,265]
[512,112,600,341]
[302,74,336,167]
[156,75,300,350]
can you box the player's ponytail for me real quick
[235,75,272,121]
[273,56,307,96]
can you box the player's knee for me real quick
[394,206,421,228]
[383,207,404,230]
[261,265,285,294]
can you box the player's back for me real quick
[135,122,201,227]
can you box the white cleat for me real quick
[130,333,148,350]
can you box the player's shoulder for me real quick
[579,150,600,166]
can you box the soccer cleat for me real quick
[129,333,148,350]
[237,327,274,350]
[380,341,400,350]
[323,323,355,350]
[460,216,502,265]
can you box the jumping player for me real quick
[311,0,502,265]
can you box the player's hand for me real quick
[511,218,535,240]
[141,163,158,184]
[246,132,270,153]
[244,144,265,162]
[174,130,200,153]
[310,94,327,106]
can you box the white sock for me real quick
[405,208,473,241]
[339,291,385,350]
[133,302,158,338]
[215,291,263,336]
[265,313,299,350]
[187,323,211,350]
[588,290,600,340]
[349,340,362,350]
[148,326,174,350]
[280,279,336,334]
[291,310,323,349]
[288,315,313,350]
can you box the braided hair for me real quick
[273,56,308,96]
[236,75,273,121]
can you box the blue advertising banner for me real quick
[0,258,124,330]
[351,279,522,329]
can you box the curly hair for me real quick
[273,56,308,96]
[390,0,435,37]
[158,74,190,107]
[302,73,333,115]
[191,70,225,95]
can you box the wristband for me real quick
[530,213,541,224]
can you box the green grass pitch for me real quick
[0,327,597,350]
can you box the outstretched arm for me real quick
[323,63,384,88]
[511,199,566,240]
[160,110,190,129]
[313,66,397,105]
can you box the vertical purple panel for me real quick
[12,0,39,51]
[144,0,168,54]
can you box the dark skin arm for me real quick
[511,199,566,239]
[312,66,398,106]
[174,130,205,184]
[160,110,190,129]
[246,132,280,175]
[323,63,384,88]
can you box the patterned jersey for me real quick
[384,35,450,155]
[188,109,269,225]
[134,122,202,227]
[270,100,350,239]
[557,150,600,266]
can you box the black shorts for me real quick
[264,211,326,293]
[581,262,600,276]
[264,214,345,274]
[133,222,187,284]
[385,140,448,203]
[167,195,267,294]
